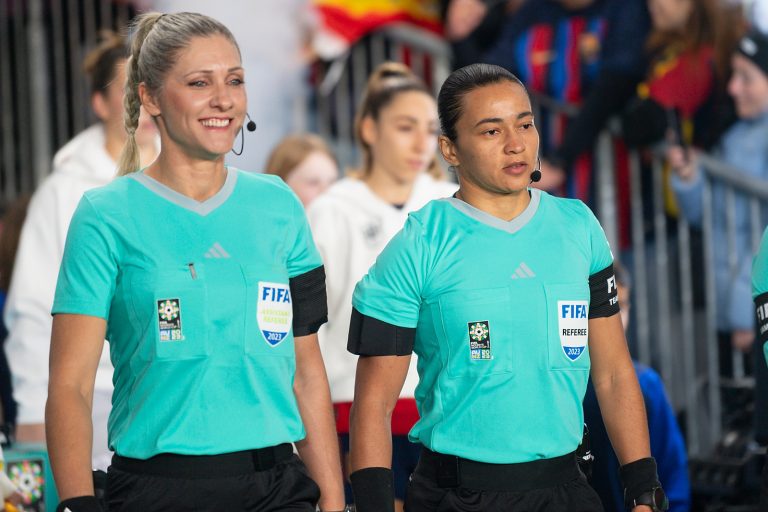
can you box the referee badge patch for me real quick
[558,301,588,361]
[157,298,183,341]
[468,321,492,360]
[257,282,293,346]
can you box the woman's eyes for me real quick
[187,78,244,87]
[482,123,534,136]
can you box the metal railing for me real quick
[530,87,768,457]
[313,23,451,170]
[0,0,136,202]
[588,119,768,458]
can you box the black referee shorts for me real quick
[106,444,320,512]
[404,448,604,512]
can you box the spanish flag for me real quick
[314,0,442,56]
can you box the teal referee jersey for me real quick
[349,189,618,464]
[753,226,768,364]
[53,168,325,459]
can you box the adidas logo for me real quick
[204,242,231,259]
[511,262,535,279]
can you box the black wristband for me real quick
[56,495,103,512]
[620,457,661,508]
[350,467,394,512]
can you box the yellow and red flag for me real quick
[313,0,442,56]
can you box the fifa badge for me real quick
[468,321,492,360]
[157,298,183,341]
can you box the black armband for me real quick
[589,264,620,319]
[348,308,415,356]
[350,467,395,512]
[620,457,666,510]
[289,265,328,336]
[755,292,768,346]
[57,496,103,512]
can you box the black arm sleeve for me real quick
[347,308,415,356]
[289,265,328,336]
[549,70,642,170]
[589,264,620,319]
[756,292,768,346]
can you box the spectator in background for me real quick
[307,62,456,511]
[535,0,651,192]
[265,134,339,207]
[441,0,526,70]
[3,31,157,469]
[668,29,768,376]
[481,0,650,201]
[583,263,691,512]
[621,0,743,151]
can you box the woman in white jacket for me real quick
[307,62,456,510]
[3,32,157,470]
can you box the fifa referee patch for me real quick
[468,321,492,360]
[558,301,588,361]
[157,298,183,341]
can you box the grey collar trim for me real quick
[130,167,237,216]
[443,188,541,234]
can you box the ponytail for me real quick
[117,13,163,175]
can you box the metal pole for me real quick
[68,0,85,133]
[651,158,673,392]
[724,187,745,378]
[595,130,617,252]
[751,198,763,253]
[11,0,28,199]
[50,0,68,151]
[677,217,699,455]
[27,0,52,191]
[0,0,15,196]
[629,151,651,364]
[702,178,723,451]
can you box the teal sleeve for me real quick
[752,227,768,299]
[352,215,428,329]
[52,196,118,320]
[751,228,768,364]
[287,194,323,278]
[584,203,615,274]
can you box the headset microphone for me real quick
[232,113,256,155]
[245,113,256,132]
[530,158,542,183]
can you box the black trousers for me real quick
[106,446,320,512]
[404,449,604,512]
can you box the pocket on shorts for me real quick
[405,472,450,512]
[284,455,321,505]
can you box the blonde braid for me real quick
[116,13,164,176]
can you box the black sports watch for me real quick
[629,486,669,511]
